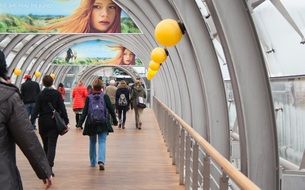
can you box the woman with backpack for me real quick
[77,78,118,170]
[115,80,130,129]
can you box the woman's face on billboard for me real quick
[91,0,117,32]
[123,49,135,65]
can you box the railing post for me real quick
[192,142,199,190]
[169,117,174,160]
[185,134,192,190]
[174,121,180,168]
[219,172,229,190]
[154,97,262,190]
[171,118,176,165]
[165,112,169,151]
[179,128,185,185]
[203,156,210,190]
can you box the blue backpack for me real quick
[88,93,107,125]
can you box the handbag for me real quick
[136,96,146,109]
[48,103,69,136]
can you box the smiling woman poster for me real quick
[53,40,143,66]
[0,0,140,33]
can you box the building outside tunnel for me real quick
[0,0,305,189]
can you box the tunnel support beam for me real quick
[206,0,279,189]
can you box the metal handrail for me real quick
[154,97,261,190]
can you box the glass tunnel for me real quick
[0,0,305,190]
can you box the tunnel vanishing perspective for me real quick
[0,0,305,190]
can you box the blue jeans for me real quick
[89,132,108,166]
[25,103,36,129]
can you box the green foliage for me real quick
[0,22,7,32]
[121,17,140,33]
[135,58,143,66]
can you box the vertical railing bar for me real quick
[169,116,174,159]
[174,121,180,168]
[171,118,176,164]
[165,112,169,151]
[219,171,229,190]
[203,156,211,190]
[179,128,185,185]
[185,134,192,190]
[192,142,199,190]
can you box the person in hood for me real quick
[130,80,146,129]
[0,50,52,189]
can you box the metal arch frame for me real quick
[13,35,47,85]
[117,0,186,118]
[50,65,65,87]
[13,35,67,86]
[143,0,179,111]
[170,0,230,157]
[0,35,9,49]
[55,66,71,87]
[206,0,279,189]
[0,2,280,189]
[129,0,192,123]
[148,0,208,138]
[3,34,27,57]
[8,34,61,72]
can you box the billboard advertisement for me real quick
[0,0,140,33]
[53,39,143,66]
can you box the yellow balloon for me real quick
[34,71,41,78]
[151,47,168,63]
[155,19,184,47]
[14,68,22,76]
[146,73,153,80]
[148,68,157,77]
[149,60,160,71]
[50,73,56,79]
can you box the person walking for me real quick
[105,79,117,111]
[57,82,66,100]
[77,78,118,170]
[0,50,52,189]
[115,80,130,129]
[72,80,87,129]
[31,75,69,177]
[130,80,146,129]
[20,74,41,129]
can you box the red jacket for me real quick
[72,85,87,109]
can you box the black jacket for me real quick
[0,81,52,190]
[32,87,69,134]
[20,79,41,104]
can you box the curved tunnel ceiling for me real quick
[0,0,292,189]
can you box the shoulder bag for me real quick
[48,103,69,136]
[136,96,146,109]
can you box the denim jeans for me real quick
[25,103,36,129]
[89,132,108,166]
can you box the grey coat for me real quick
[0,81,52,190]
